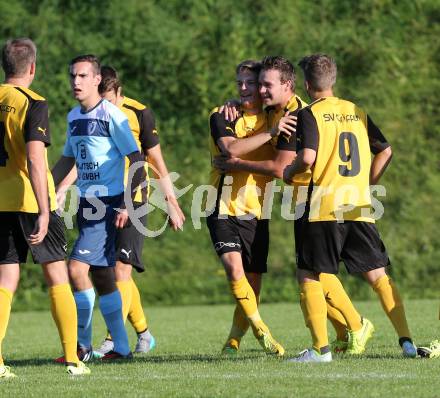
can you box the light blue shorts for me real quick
[70,194,123,267]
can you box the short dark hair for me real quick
[235,60,261,76]
[298,54,337,91]
[98,65,122,95]
[261,56,295,90]
[1,38,37,77]
[69,54,101,75]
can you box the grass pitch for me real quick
[0,299,439,397]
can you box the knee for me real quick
[115,261,132,281]
[224,263,243,281]
[68,264,90,291]
[0,264,20,293]
[363,268,386,285]
[91,267,117,296]
[42,261,69,287]
[220,252,244,281]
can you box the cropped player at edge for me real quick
[0,38,89,377]
[94,65,185,355]
[52,54,145,361]
[284,54,416,362]
[208,60,285,356]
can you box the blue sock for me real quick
[74,288,95,349]
[99,290,130,355]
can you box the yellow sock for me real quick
[326,304,348,341]
[300,281,328,352]
[301,290,343,341]
[127,279,148,334]
[230,276,267,337]
[227,294,259,346]
[373,275,411,339]
[49,283,79,365]
[116,281,133,322]
[0,287,13,365]
[320,273,362,332]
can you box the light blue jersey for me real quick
[63,99,138,197]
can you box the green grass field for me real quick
[1,299,439,397]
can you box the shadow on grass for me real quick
[6,350,282,367]
[7,358,57,367]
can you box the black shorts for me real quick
[294,213,307,264]
[297,221,390,274]
[0,211,67,265]
[207,215,269,273]
[116,203,147,273]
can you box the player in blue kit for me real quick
[52,54,145,361]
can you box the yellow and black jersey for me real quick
[208,108,275,219]
[296,96,390,222]
[266,94,311,186]
[120,96,160,203]
[0,84,57,213]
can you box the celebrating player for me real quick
[0,38,89,377]
[216,56,372,355]
[208,60,286,356]
[52,54,144,361]
[284,54,416,362]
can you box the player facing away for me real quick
[208,60,287,356]
[0,38,89,377]
[52,55,145,361]
[215,56,373,355]
[284,54,416,362]
[91,65,184,355]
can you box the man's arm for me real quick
[283,149,316,184]
[138,107,185,230]
[147,144,185,231]
[53,163,77,210]
[367,115,392,185]
[23,99,52,245]
[108,108,145,228]
[114,150,145,229]
[51,156,76,187]
[211,112,296,158]
[370,146,392,184]
[215,148,295,179]
[282,107,319,183]
[26,141,50,244]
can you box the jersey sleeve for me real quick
[62,133,74,157]
[276,108,300,151]
[296,107,319,152]
[109,108,140,156]
[24,100,51,146]
[139,108,160,151]
[367,115,390,154]
[209,112,236,145]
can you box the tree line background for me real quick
[1,0,438,310]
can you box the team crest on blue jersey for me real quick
[88,120,97,135]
